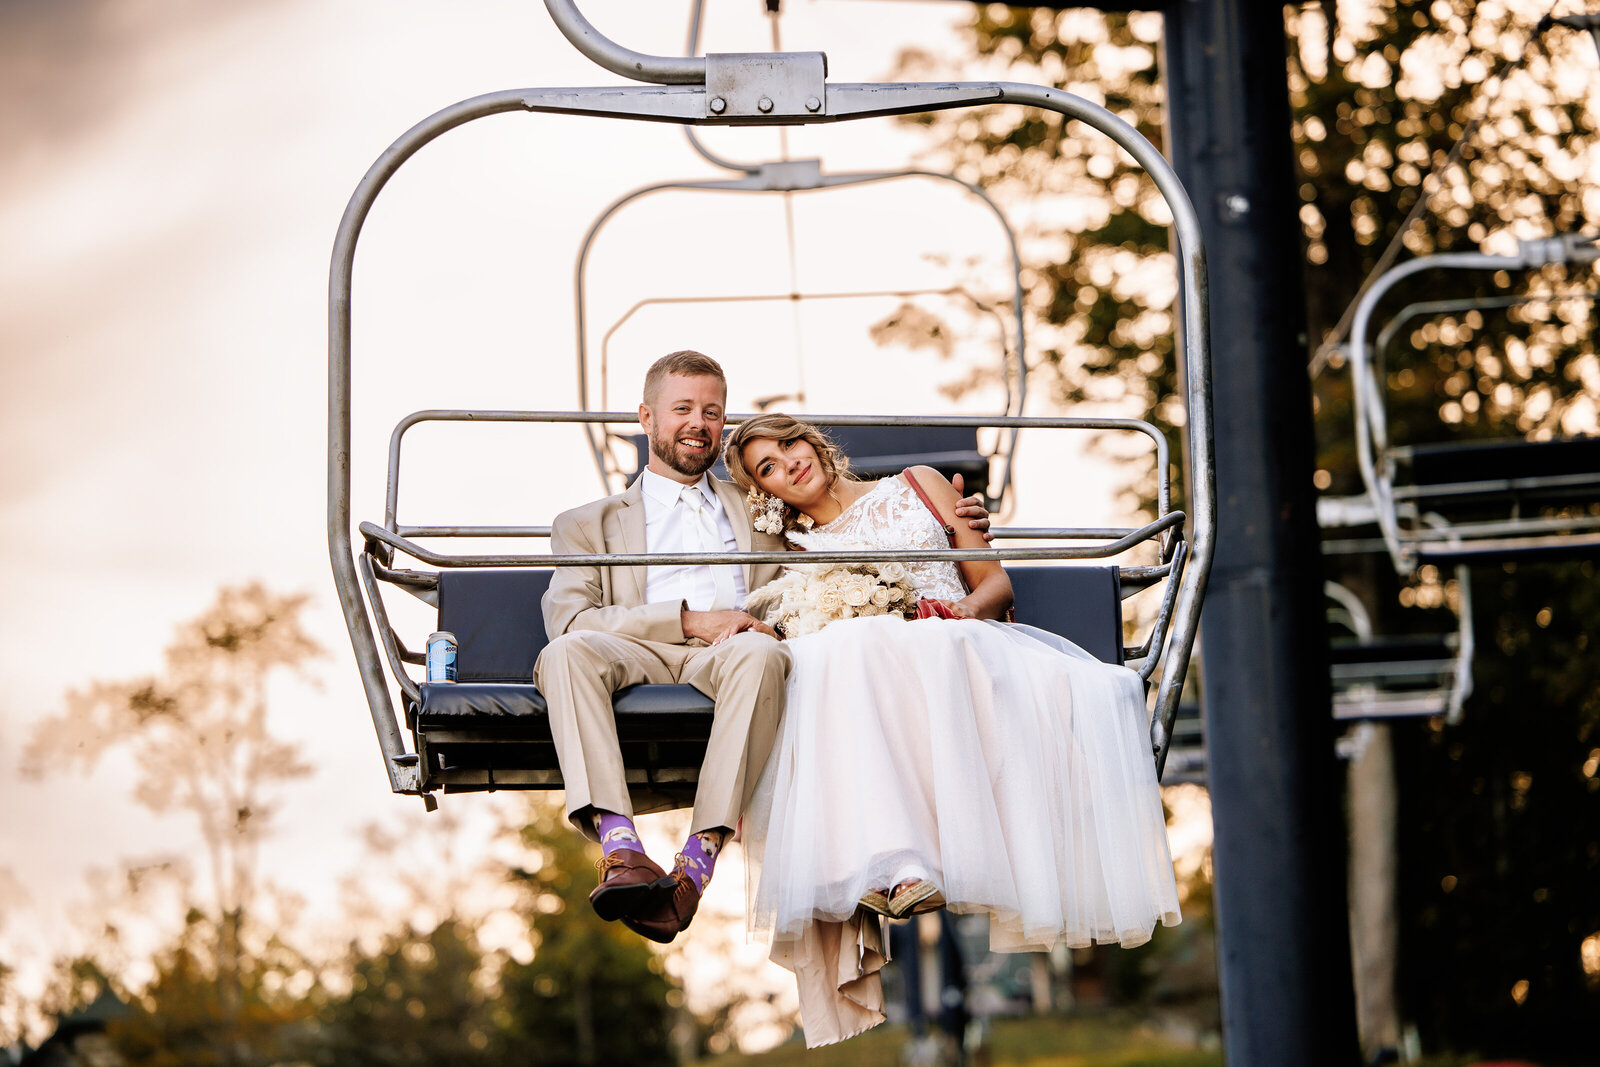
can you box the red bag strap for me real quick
[901,468,1014,621]
[901,467,956,547]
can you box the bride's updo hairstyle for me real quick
[723,413,851,494]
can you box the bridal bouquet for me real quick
[745,545,920,639]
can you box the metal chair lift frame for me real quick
[328,0,1216,802]
[1338,234,1600,576]
[1324,564,1475,724]
[575,1,1031,505]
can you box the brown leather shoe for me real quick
[589,849,667,922]
[621,859,701,945]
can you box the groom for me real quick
[536,349,991,944]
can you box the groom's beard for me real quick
[649,427,719,478]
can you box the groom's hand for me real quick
[952,473,995,544]
[683,608,779,645]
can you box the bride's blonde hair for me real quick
[723,413,851,494]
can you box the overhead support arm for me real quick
[543,0,706,84]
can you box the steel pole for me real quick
[1161,2,1360,1062]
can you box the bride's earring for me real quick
[746,487,789,535]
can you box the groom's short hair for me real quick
[642,350,727,406]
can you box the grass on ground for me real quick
[704,1010,1222,1067]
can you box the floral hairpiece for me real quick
[746,487,815,535]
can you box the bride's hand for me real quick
[922,599,977,620]
[945,600,977,619]
[952,473,995,544]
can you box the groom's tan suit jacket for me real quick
[537,475,791,830]
[542,475,786,642]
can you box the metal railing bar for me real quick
[358,553,421,706]
[992,527,1146,539]
[393,523,1152,541]
[1401,513,1600,540]
[398,526,555,538]
[1389,471,1600,500]
[1134,541,1189,681]
[1415,532,1600,557]
[387,408,1171,537]
[544,0,707,85]
[369,557,439,592]
[388,407,1171,431]
[359,513,1184,569]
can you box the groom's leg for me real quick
[618,632,789,943]
[534,630,676,836]
[680,630,792,837]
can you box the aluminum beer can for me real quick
[426,631,458,683]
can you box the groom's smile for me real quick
[639,370,728,482]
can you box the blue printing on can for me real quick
[426,631,458,683]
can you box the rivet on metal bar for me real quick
[704,52,827,121]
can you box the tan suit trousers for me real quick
[534,628,791,839]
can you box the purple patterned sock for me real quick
[678,828,730,894]
[594,810,644,856]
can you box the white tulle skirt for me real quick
[743,614,1181,956]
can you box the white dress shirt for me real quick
[640,468,748,611]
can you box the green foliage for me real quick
[1291,2,1600,490]
[312,919,499,1067]
[24,583,321,924]
[704,1011,1220,1067]
[109,911,317,1067]
[495,799,678,1066]
[895,9,1178,511]
[311,799,678,1067]
[1395,557,1600,1059]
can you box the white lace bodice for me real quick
[793,476,968,601]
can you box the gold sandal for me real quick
[887,879,944,918]
[858,888,895,917]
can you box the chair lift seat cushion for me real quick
[418,564,1125,731]
[1006,565,1123,665]
[418,682,713,735]
[1407,435,1600,490]
[414,564,1124,796]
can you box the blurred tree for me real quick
[893,9,1178,514]
[312,919,499,1067]
[313,799,679,1066]
[23,583,322,1061]
[495,799,677,1067]
[896,1,1600,1058]
[109,909,317,1067]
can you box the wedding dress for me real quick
[741,474,1181,1046]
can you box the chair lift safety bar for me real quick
[328,0,1216,803]
[1342,234,1600,576]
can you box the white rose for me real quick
[878,561,907,583]
[870,586,892,608]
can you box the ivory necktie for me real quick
[681,485,737,611]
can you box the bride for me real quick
[721,413,1181,1047]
